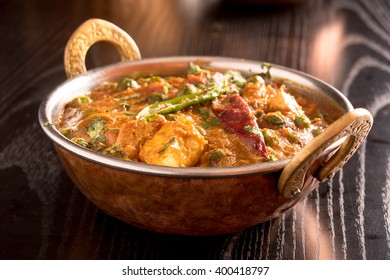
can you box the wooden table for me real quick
[0,0,389,260]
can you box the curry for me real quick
[58,63,330,167]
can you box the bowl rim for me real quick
[38,56,354,178]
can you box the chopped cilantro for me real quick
[224,70,246,87]
[159,137,178,154]
[147,92,163,103]
[60,128,71,136]
[259,62,272,80]
[255,110,265,119]
[201,117,220,130]
[103,144,125,157]
[87,118,106,144]
[197,107,210,119]
[73,137,90,148]
[189,62,209,75]
[209,149,224,166]
[247,75,265,84]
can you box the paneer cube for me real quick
[268,85,303,116]
[116,115,166,159]
[139,117,207,167]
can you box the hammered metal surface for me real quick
[278,108,373,198]
[64,18,141,78]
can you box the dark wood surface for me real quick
[0,0,389,260]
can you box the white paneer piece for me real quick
[139,116,207,167]
[268,85,303,116]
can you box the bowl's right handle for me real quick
[278,108,373,198]
[64,18,141,79]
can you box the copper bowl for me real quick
[38,19,372,235]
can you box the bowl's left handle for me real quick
[278,108,373,198]
[64,18,141,79]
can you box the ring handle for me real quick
[64,18,141,79]
[278,108,373,198]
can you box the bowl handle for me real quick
[64,18,141,79]
[278,108,373,198]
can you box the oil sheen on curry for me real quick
[58,63,331,167]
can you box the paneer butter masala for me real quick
[58,63,330,167]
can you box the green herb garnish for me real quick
[201,117,220,130]
[224,70,247,87]
[189,62,210,75]
[73,137,90,148]
[102,144,125,157]
[87,117,106,144]
[159,137,178,154]
[177,84,197,96]
[209,149,224,166]
[259,62,272,80]
[147,92,164,103]
[197,107,210,119]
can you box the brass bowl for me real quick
[38,19,372,235]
